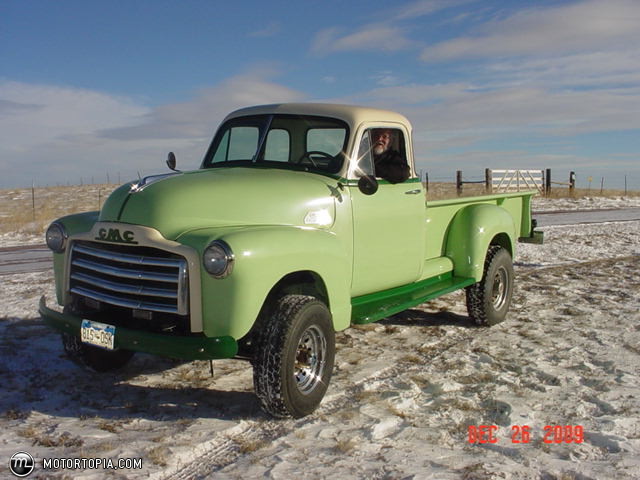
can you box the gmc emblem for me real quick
[95,228,138,244]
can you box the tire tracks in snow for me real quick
[158,255,639,479]
[156,323,482,480]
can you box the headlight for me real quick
[203,240,234,278]
[45,222,67,253]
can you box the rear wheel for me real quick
[253,294,335,418]
[465,246,514,326]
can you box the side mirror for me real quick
[166,152,178,171]
[357,175,378,195]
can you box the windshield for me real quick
[201,114,349,175]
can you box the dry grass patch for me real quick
[18,425,84,448]
[97,419,120,433]
[334,436,357,453]
[353,389,382,403]
[81,441,119,457]
[387,402,411,419]
[1,182,637,235]
[2,408,29,420]
[146,445,170,466]
[236,437,270,454]
[400,353,423,364]
[0,183,119,234]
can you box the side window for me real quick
[352,131,375,178]
[365,128,410,184]
[264,129,290,162]
[212,126,259,163]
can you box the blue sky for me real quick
[2,0,639,189]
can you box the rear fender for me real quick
[445,204,516,281]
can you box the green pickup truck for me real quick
[40,103,542,418]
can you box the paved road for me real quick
[0,244,51,275]
[534,207,640,226]
[1,207,639,275]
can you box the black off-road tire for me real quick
[465,245,514,326]
[62,333,134,372]
[253,294,335,418]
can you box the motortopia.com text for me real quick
[43,457,143,470]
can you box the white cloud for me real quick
[0,72,306,187]
[421,0,640,62]
[393,0,474,20]
[0,82,149,152]
[311,24,414,55]
[370,71,404,87]
[486,50,640,89]
[339,79,640,147]
[249,22,281,38]
[101,69,305,141]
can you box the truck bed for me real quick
[424,191,536,260]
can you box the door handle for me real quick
[405,189,422,195]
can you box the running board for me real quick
[351,274,476,324]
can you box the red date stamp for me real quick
[468,425,584,444]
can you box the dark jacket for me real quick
[373,150,410,184]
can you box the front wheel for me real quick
[253,294,335,418]
[465,245,514,326]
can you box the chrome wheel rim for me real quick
[491,266,509,310]
[294,325,327,395]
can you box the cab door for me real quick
[349,125,426,296]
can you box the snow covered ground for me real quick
[1,197,639,479]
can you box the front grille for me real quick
[69,242,188,316]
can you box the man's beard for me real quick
[373,144,386,155]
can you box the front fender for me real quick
[177,225,351,340]
[445,204,516,281]
[50,211,100,304]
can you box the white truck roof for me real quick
[224,103,412,130]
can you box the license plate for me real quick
[81,320,115,350]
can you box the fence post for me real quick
[485,168,492,194]
[569,171,576,195]
[456,170,463,196]
[31,181,36,221]
[425,172,429,192]
[545,168,551,196]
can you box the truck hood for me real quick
[98,168,340,240]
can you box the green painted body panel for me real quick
[105,168,340,241]
[349,179,426,296]
[445,203,516,280]
[425,192,535,280]
[99,183,133,221]
[176,224,353,338]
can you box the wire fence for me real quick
[420,169,636,197]
[1,169,637,234]
[0,182,121,234]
